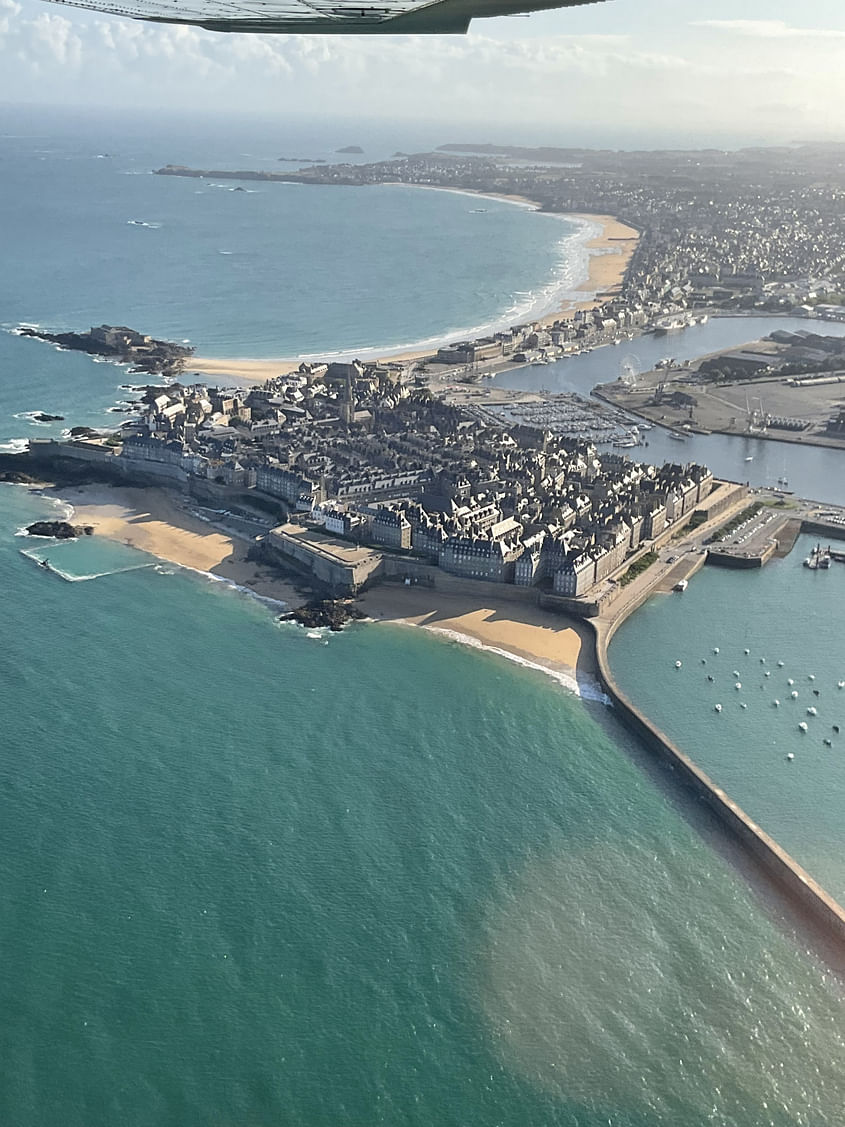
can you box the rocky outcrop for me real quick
[25,521,93,539]
[0,469,39,484]
[19,325,193,376]
[33,413,64,423]
[280,599,365,632]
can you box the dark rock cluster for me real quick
[25,521,94,539]
[280,599,365,632]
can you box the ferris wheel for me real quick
[620,354,641,388]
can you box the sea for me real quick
[3,106,845,1127]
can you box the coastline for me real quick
[186,209,639,387]
[357,583,604,700]
[41,480,603,697]
[48,484,307,608]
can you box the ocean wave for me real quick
[0,438,28,453]
[288,214,600,364]
[411,623,610,704]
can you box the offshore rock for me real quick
[19,324,193,376]
[25,521,93,539]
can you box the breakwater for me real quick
[593,605,845,951]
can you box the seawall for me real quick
[592,610,845,949]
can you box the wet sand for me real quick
[358,583,598,693]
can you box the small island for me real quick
[336,145,364,154]
[19,324,193,376]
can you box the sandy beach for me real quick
[552,213,639,320]
[358,583,597,692]
[51,484,307,607]
[186,210,639,388]
[45,481,597,690]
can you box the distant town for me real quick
[157,140,845,327]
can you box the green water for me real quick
[4,486,845,1126]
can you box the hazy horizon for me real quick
[2,0,845,149]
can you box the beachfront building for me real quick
[439,531,522,584]
[553,550,596,597]
[368,505,412,551]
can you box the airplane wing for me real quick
[42,0,606,34]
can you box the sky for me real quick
[2,0,845,146]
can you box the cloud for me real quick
[693,19,845,40]
[3,0,845,144]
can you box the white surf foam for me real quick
[0,438,28,453]
[153,560,290,613]
[405,622,610,704]
[13,411,55,427]
[287,212,600,365]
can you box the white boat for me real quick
[715,704,722,712]
[675,660,683,668]
[838,681,845,689]
[807,707,818,716]
[745,456,753,462]
[799,722,809,732]
[674,579,688,592]
[787,752,795,760]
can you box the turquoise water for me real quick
[610,535,845,901]
[4,485,845,1127]
[5,106,845,1124]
